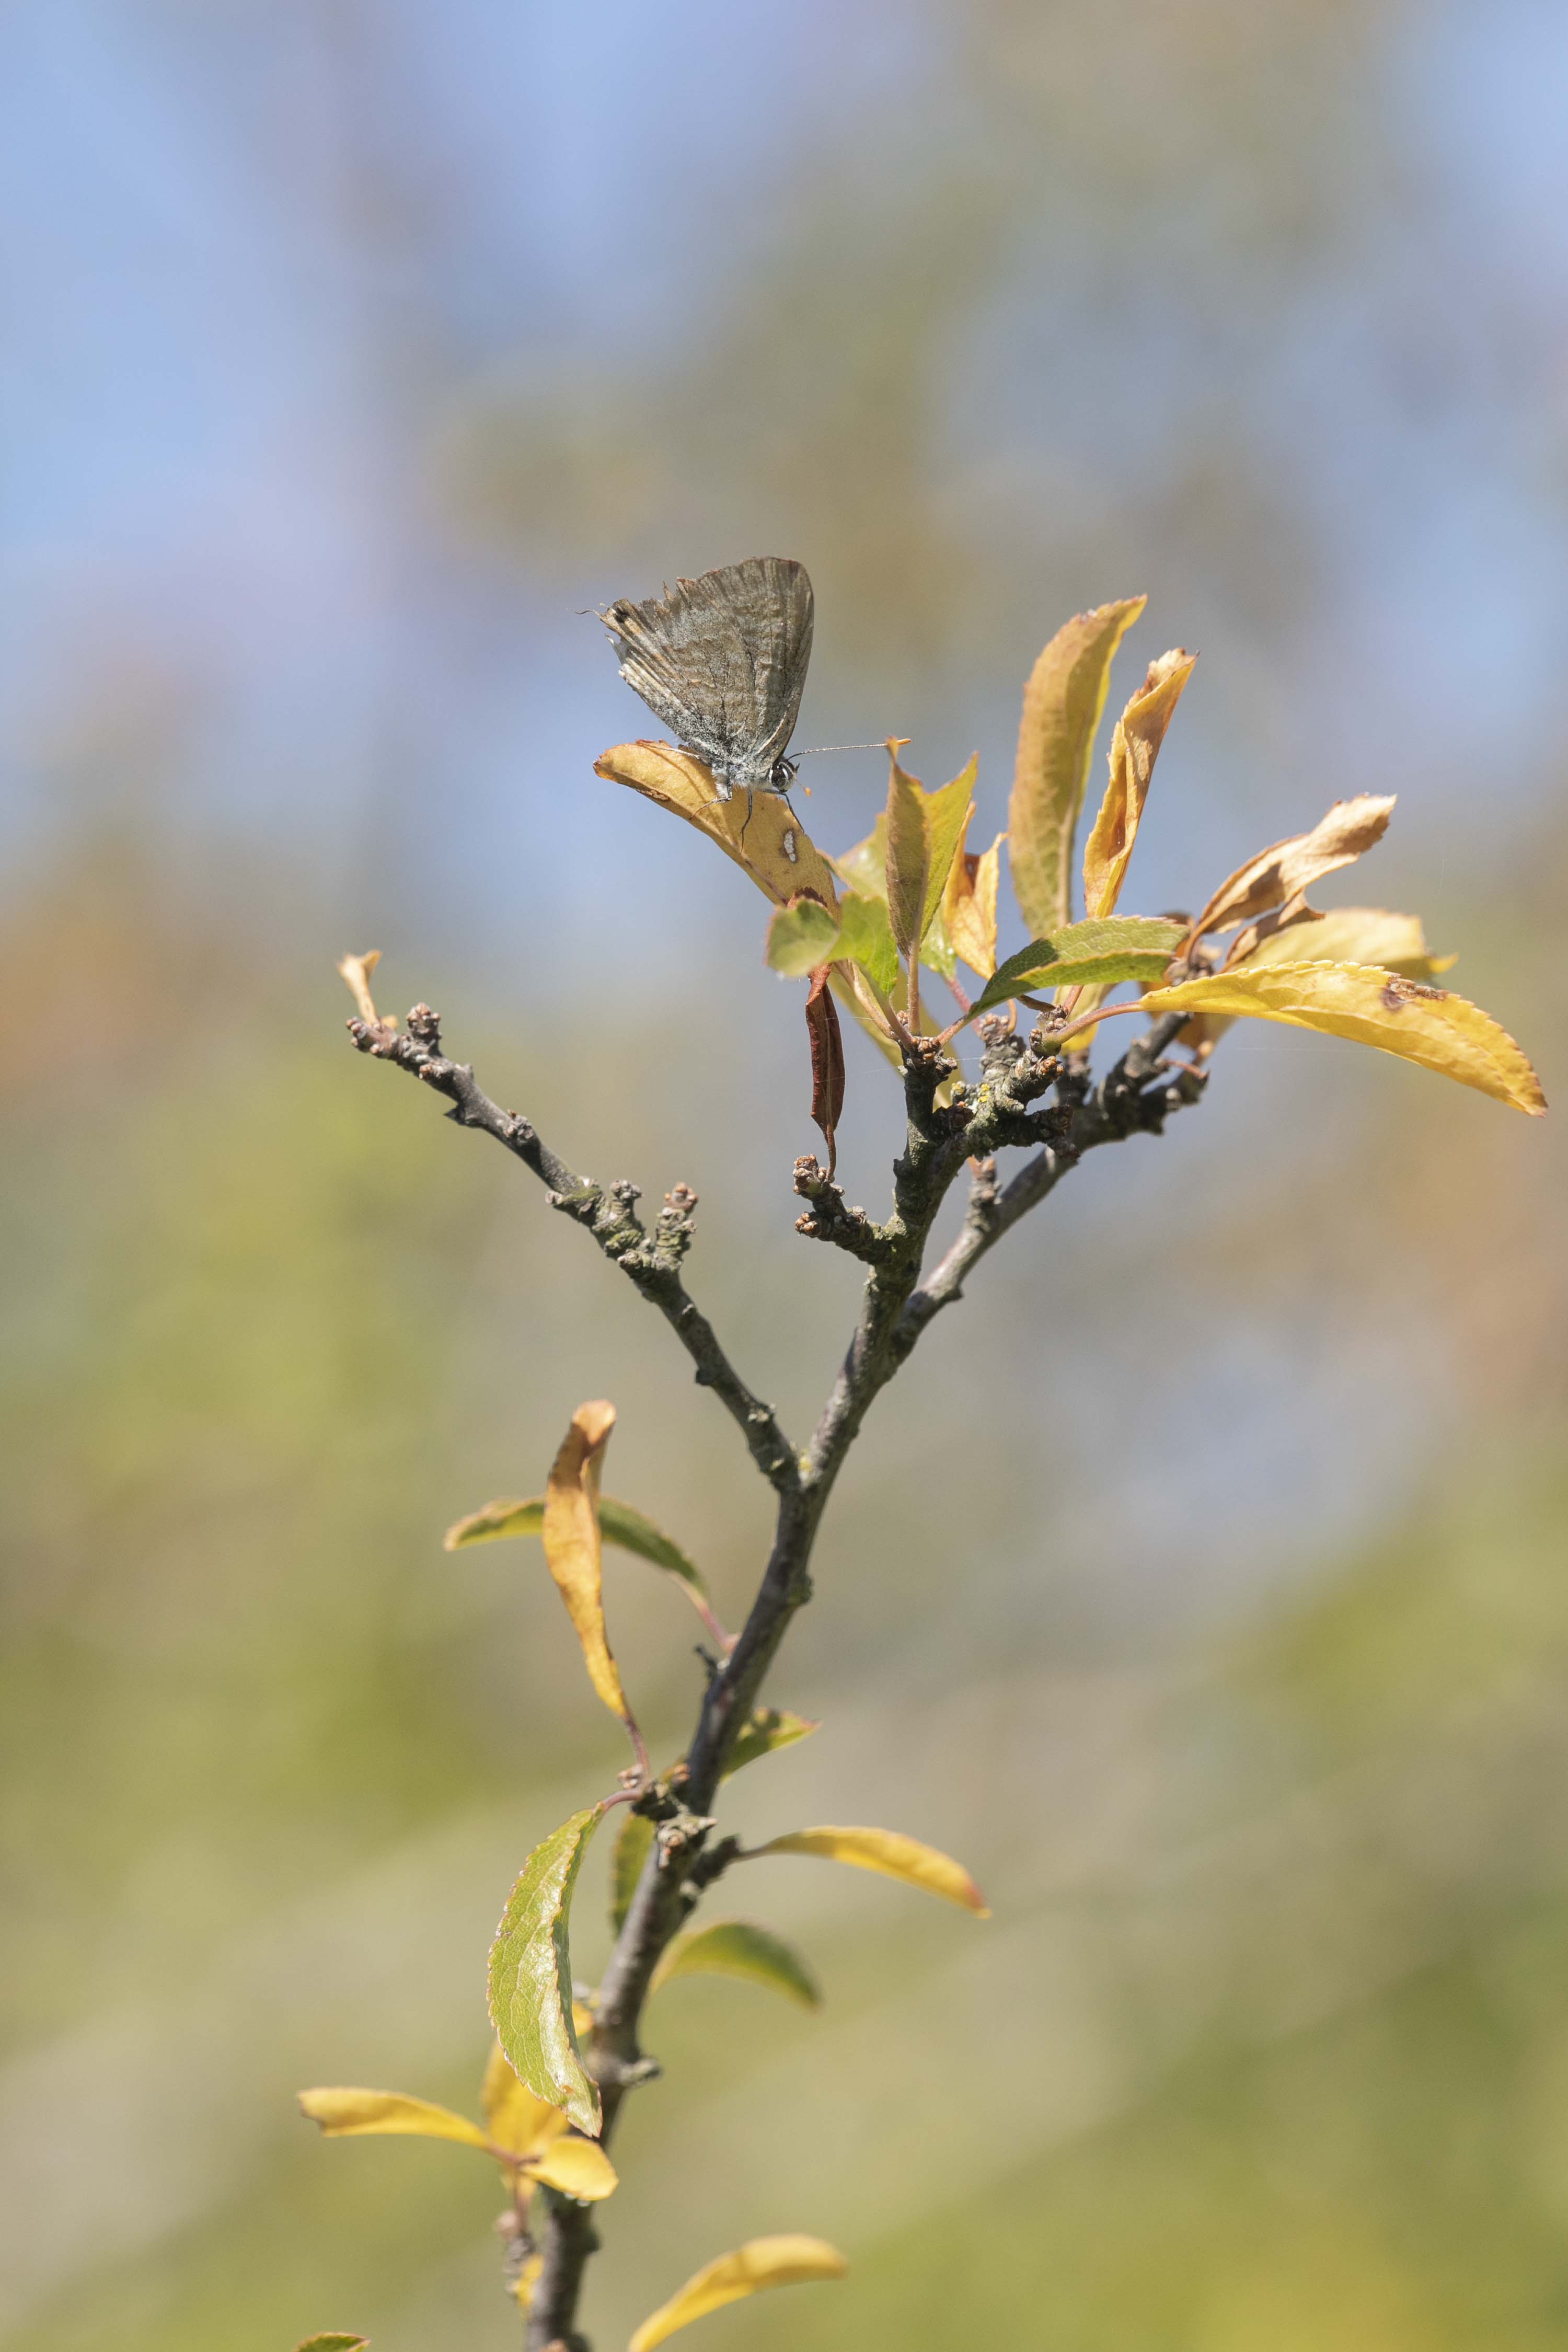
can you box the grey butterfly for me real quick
[602,557,814,802]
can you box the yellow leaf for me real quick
[1082,649,1195,919]
[481,2042,569,2160]
[1230,905,1455,979]
[512,2254,543,2312]
[751,1826,990,1915]
[296,2089,489,2150]
[883,742,930,965]
[595,741,840,909]
[1009,597,1145,939]
[628,2236,848,2352]
[335,950,389,1030]
[543,1401,630,1725]
[524,2134,618,2201]
[1139,963,1546,1115]
[943,829,1004,979]
[1190,794,1396,942]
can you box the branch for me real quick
[895,1012,1205,1354]
[345,1005,800,1496]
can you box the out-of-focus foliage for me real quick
[3,0,1567,2347]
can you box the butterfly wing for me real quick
[604,558,813,790]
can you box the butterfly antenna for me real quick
[794,743,884,758]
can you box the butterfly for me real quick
[602,557,814,804]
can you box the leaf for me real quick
[1009,597,1146,938]
[828,817,887,900]
[723,1705,820,1776]
[1082,649,1196,918]
[446,1491,713,1617]
[828,962,903,1067]
[296,2089,489,2150]
[765,894,841,978]
[968,917,1186,1018]
[542,1401,630,1725]
[649,1919,822,2009]
[1231,904,1455,979]
[943,830,1004,978]
[834,891,901,999]
[920,755,978,938]
[488,1804,607,2135]
[628,2236,848,2352]
[335,950,387,1029]
[595,741,840,910]
[481,2041,570,2160]
[883,743,930,964]
[750,1826,990,1915]
[1190,793,1396,941]
[524,2135,618,2201]
[610,1809,654,1933]
[804,967,846,1177]
[296,2336,369,2350]
[1139,963,1546,1115]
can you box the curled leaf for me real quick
[488,1804,607,2135]
[765,894,841,978]
[650,1919,822,2009]
[750,1825,990,1915]
[595,741,839,908]
[968,917,1185,1019]
[543,1402,631,1727]
[1230,904,1455,979]
[481,2042,570,2161]
[296,2089,488,2149]
[1190,793,1396,942]
[445,1490,716,1652]
[1082,650,1196,918]
[804,967,846,1177]
[335,950,387,1029]
[296,2336,368,2350]
[1010,597,1146,938]
[1139,962,1545,1115]
[525,2134,618,2201]
[628,2236,848,2352]
[943,829,1004,978]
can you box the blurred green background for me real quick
[3,3,1566,2347]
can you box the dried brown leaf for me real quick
[1191,794,1396,942]
[1081,650,1196,918]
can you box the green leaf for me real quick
[1009,597,1146,938]
[444,1492,711,1604]
[883,748,930,963]
[969,916,1185,1018]
[723,1706,820,1777]
[829,820,886,900]
[920,756,977,939]
[296,2337,368,2350]
[488,1805,607,2136]
[834,892,900,999]
[764,895,841,978]
[610,1809,655,1933]
[649,1919,822,2008]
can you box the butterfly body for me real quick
[603,557,814,801]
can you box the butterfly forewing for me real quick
[603,556,814,798]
